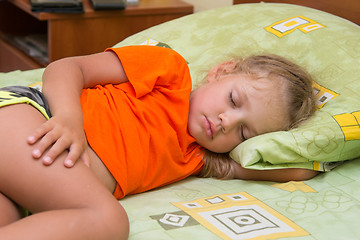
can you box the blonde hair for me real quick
[200,54,316,179]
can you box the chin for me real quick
[207,144,234,154]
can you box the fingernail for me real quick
[33,149,41,158]
[65,159,73,167]
[43,156,52,164]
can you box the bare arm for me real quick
[231,161,319,182]
[28,51,128,167]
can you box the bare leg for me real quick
[0,193,23,226]
[0,104,129,240]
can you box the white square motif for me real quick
[198,205,294,240]
[159,213,190,227]
[206,197,225,204]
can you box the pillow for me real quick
[113,3,360,171]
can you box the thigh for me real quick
[0,193,23,226]
[0,104,118,213]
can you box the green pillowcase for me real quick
[114,3,360,171]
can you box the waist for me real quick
[88,146,117,194]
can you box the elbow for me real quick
[287,168,319,182]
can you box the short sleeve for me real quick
[106,45,191,98]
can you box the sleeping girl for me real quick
[0,45,317,239]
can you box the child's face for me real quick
[188,73,289,153]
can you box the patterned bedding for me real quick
[1,3,360,239]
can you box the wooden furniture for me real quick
[233,0,360,26]
[0,0,193,72]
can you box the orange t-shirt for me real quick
[80,45,204,199]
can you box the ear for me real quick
[206,61,237,82]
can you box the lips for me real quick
[204,116,216,139]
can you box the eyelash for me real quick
[240,126,247,141]
[228,92,247,141]
[229,92,236,107]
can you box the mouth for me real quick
[204,116,214,139]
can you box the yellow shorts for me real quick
[0,86,51,119]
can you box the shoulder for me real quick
[107,45,187,66]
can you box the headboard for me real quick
[233,0,360,26]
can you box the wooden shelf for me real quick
[0,0,193,72]
[0,39,42,70]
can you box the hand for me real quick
[27,115,90,168]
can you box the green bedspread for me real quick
[1,3,360,240]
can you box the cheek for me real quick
[207,135,240,153]
[187,113,196,138]
[188,102,199,132]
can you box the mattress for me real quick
[1,3,360,239]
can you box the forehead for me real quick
[237,75,290,131]
[223,73,283,97]
[244,76,282,102]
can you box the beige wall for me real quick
[182,0,233,12]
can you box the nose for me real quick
[218,110,242,133]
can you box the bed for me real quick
[1,3,360,240]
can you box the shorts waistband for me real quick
[0,86,51,119]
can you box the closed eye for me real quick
[240,126,247,141]
[229,92,236,107]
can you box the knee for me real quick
[95,202,129,240]
[111,203,130,239]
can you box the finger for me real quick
[81,150,91,168]
[63,144,85,168]
[41,138,70,165]
[31,130,59,159]
[27,122,51,145]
